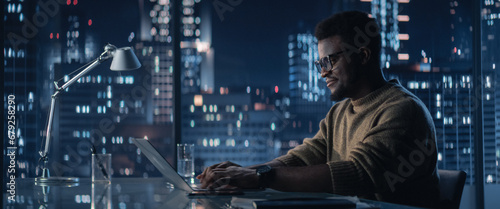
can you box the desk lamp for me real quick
[35,44,141,186]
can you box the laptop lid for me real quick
[131,138,193,192]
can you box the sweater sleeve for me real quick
[275,118,329,167]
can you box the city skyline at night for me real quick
[3,0,500,208]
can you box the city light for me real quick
[194,95,203,106]
[398,53,410,60]
[196,41,210,53]
[398,34,410,40]
[397,15,410,22]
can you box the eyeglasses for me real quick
[314,51,345,74]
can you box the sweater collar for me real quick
[350,79,399,107]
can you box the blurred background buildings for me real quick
[3,0,500,208]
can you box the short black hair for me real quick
[315,11,381,67]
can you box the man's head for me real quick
[314,11,382,101]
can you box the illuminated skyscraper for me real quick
[181,88,285,172]
[449,0,473,62]
[137,0,175,124]
[3,0,38,179]
[288,33,330,110]
[137,0,212,124]
[284,32,333,155]
[366,0,412,68]
[482,0,500,184]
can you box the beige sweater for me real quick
[276,79,440,208]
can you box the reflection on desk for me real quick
[4,178,426,209]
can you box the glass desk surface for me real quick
[3,178,426,209]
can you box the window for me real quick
[3,0,498,208]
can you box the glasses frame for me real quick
[314,51,345,74]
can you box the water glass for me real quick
[177,144,194,178]
[92,153,112,183]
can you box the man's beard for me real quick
[330,84,347,102]
[329,66,360,102]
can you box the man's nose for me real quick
[320,69,330,78]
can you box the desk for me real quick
[4,178,425,209]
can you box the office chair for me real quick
[438,169,467,209]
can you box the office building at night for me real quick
[181,88,286,172]
[482,0,500,184]
[3,0,500,208]
[283,32,332,155]
[135,0,212,124]
[3,0,38,178]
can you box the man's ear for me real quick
[359,47,371,65]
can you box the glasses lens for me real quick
[314,61,323,73]
[319,57,332,73]
[323,57,332,71]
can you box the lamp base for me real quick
[35,177,80,187]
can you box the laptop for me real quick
[131,137,244,195]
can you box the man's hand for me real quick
[196,161,242,188]
[196,161,241,181]
[205,166,259,190]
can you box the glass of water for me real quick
[92,153,111,183]
[177,144,194,178]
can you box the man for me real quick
[197,11,440,208]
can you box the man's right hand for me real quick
[196,161,241,187]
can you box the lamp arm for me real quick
[39,93,58,159]
[58,52,111,91]
[39,45,116,159]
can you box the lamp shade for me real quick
[110,47,141,71]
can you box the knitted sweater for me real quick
[276,79,440,208]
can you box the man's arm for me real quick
[267,164,332,192]
[246,159,286,169]
[206,163,333,193]
[197,160,285,189]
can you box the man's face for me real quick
[317,36,360,101]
